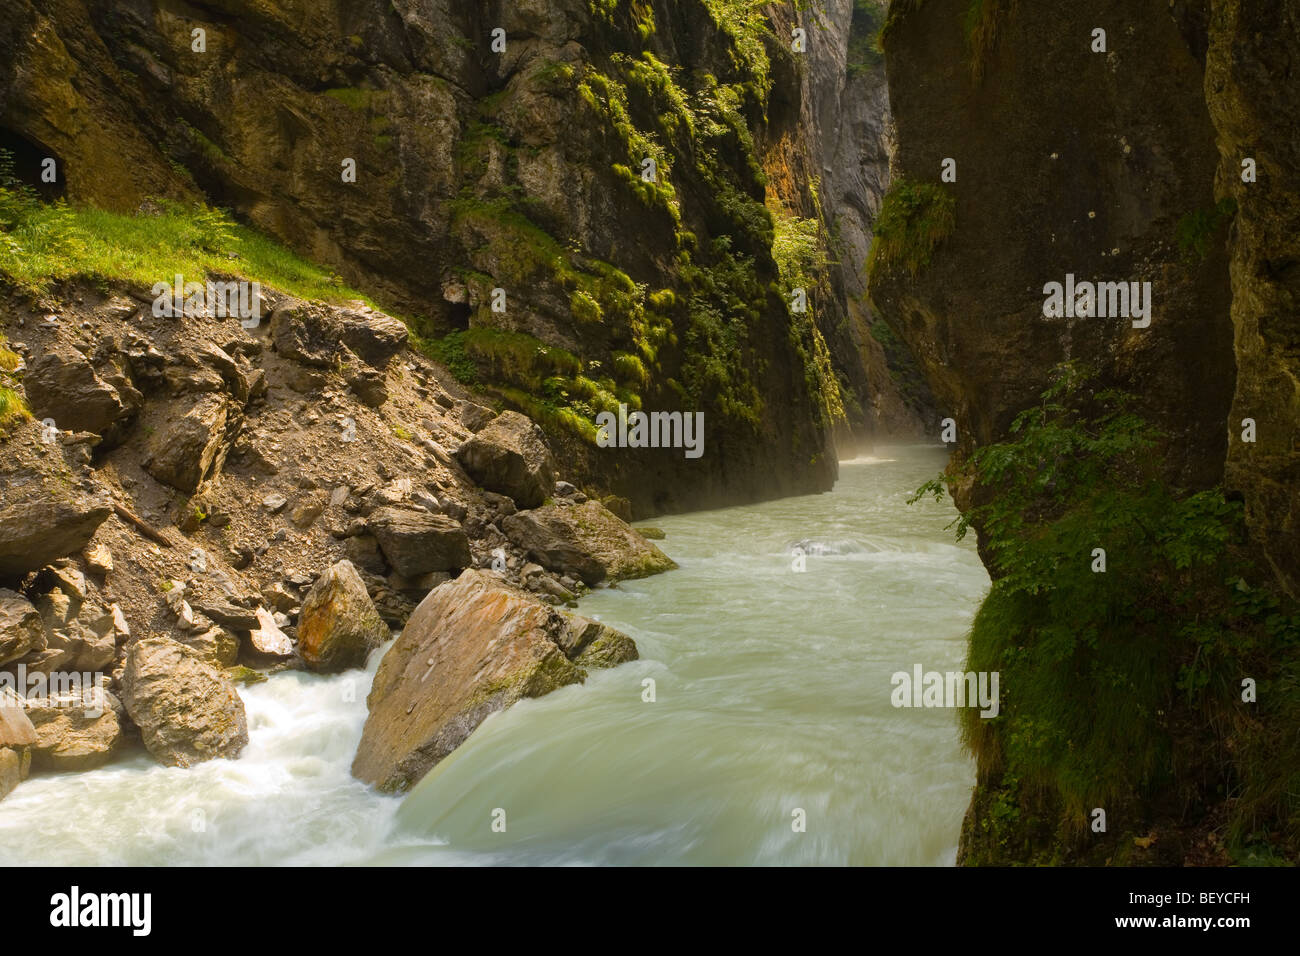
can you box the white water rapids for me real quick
[0,445,989,866]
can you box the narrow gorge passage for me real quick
[0,446,985,866]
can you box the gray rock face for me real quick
[143,394,238,493]
[296,560,389,672]
[352,570,637,792]
[367,506,471,577]
[119,637,249,767]
[24,345,140,447]
[502,500,676,585]
[0,589,47,665]
[0,496,113,581]
[454,411,556,509]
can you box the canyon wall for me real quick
[3,0,919,516]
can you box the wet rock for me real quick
[454,411,556,509]
[119,637,249,767]
[296,560,389,672]
[502,501,676,586]
[367,506,471,576]
[352,571,596,792]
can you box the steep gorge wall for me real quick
[871,0,1297,611]
[0,0,862,517]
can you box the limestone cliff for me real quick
[872,0,1299,864]
[0,0,868,517]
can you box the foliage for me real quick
[867,178,956,276]
[912,363,1300,856]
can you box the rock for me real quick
[263,493,288,513]
[346,365,388,408]
[339,308,408,368]
[634,526,666,540]
[0,688,38,750]
[0,589,47,666]
[600,495,634,523]
[23,689,122,772]
[455,400,497,432]
[246,607,293,658]
[290,497,325,529]
[344,534,386,574]
[502,501,676,586]
[83,543,113,575]
[296,560,389,672]
[454,411,556,509]
[176,626,240,667]
[562,614,640,668]
[0,495,112,580]
[188,596,259,631]
[143,395,237,493]
[269,300,408,370]
[24,346,139,447]
[119,637,249,767]
[225,665,268,687]
[367,506,472,576]
[554,480,578,497]
[353,570,639,792]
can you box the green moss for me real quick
[570,289,603,324]
[847,0,887,77]
[868,178,956,277]
[1176,198,1238,262]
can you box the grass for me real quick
[1176,198,1238,262]
[0,153,373,306]
[0,386,29,433]
[867,178,956,276]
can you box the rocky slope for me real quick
[0,275,671,797]
[872,0,1299,863]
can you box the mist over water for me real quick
[0,445,988,866]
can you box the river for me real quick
[0,444,988,866]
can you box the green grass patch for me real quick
[0,151,368,305]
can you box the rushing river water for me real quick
[0,444,988,866]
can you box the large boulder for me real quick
[502,501,676,585]
[23,345,139,447]
[367,507,471,577]
[119,637,249,767]
[23,689,122,772]
[296,560,389,672]
[143,394,237,493]
[0,496,112,580]
[0,589,47,665]
[352,570,636,792]
[269,300,407,369]
[454,411,555,509]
